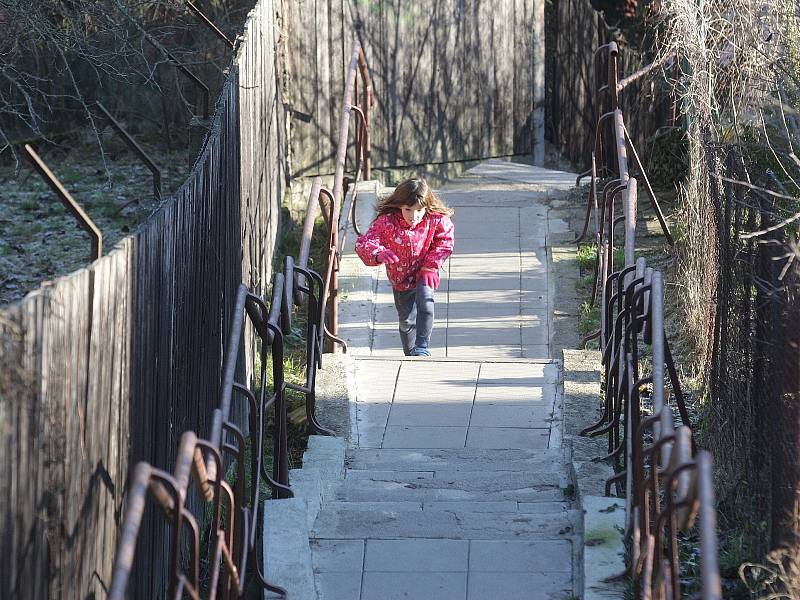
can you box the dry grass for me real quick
[652,0,800,592]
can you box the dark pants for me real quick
[392,280,435,355]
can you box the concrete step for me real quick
[345,447,569,472]
[263,498,317,598]
[321,499,572,514]
[335,469,571,503]
[310,537,575,600]
[311,506,581,540]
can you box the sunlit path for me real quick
[311,160,579,600]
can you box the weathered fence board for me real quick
[287,0,542,175]
[545,0,598,167]
[545,0,675,168]
[0,2,285,597]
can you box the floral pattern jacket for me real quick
[355,211,455,291]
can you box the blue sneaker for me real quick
[409,346,430,357]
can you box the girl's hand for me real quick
[376,249,400,264]
[419,268,440,289]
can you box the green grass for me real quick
[576,243,630,272]
[576,273,596,293]
[19,198,38,212]
[578,300,600,335]
[57,166,82,184]
[9,221,41,236]
[576,243,597,269]
[575,242,602,350]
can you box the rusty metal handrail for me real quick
[297,40,373,353]
[328,41,372,344]
[185,1,236,50]
[575,43,673,247]
[576,43,721,599]
[108,252,334,598]
[581,255,722,598]
[145,38,211,121]
[23,144,103,259]
[95,102,162,201]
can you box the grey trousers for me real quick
[392,281,435,355]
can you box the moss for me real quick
[584,527,620,547]
[57,166,82,184]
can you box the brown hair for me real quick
[375,178,453,218]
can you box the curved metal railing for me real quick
[108,36,374,600]
[576,43,722,599]
[296,40,374,352]
[108,254,331,599]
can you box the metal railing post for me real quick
[95,102,162,201]
[23,144,103,260]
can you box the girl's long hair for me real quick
[375,178,453,218]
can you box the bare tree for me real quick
[0,0,251,168]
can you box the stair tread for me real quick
[321,499,571,513]
[345,447,569,472]
[312,506,580,540]
[334,468,570,503]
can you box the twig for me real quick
[759,108,800,192]
[720,176,798,201]
[617,52,677,92]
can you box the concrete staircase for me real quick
[265,160,589,599]
[310,443,580,600]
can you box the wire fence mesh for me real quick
[708,148,800,555]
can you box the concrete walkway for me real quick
[311,160,579,599]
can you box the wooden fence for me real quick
[545,0,675,168]
[286,0,545,175]
[0,1,286,597]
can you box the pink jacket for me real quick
[355,211,455,291]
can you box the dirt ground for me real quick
[0,143,193,306]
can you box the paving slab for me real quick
[474,384,553,403]
[465,426,551,449]
[469,540,572,572]
[469,403,554,427]
[361,572,467,600]
[314,572,362,600]
[311,539,365,572]
[364,539,469,572]
[387,402,473,426]
[381,425,468,448]
[446,344,523,357]
[467,572,573,600]
[522,345,551,359]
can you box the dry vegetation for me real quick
[652,0,800,594]
[0,0,256,303]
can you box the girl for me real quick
[355,178,455,356]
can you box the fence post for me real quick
[532,0,545,165]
